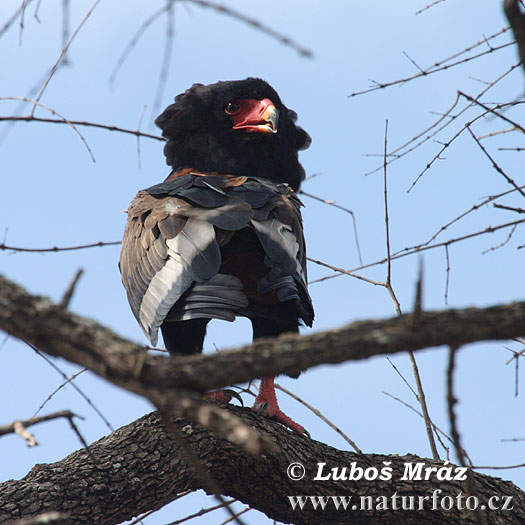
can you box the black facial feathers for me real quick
[155,78,311,191]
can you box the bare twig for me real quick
[306,257,384,286]
[0,114,164,142]
[0,1,33,40]
[299,190,363,265]
[58,269,84,309]
[13,421,38,447]
[364,65,521,179]
[32,368,87,419]
[109,4,171,86]
[219,507,251,525]
[415,0,445,15]
[163,498,237,525]
[27,343,114,432]
[459,91,525,134]
[446,345,485,525]
[444,245,451,304]
[0,240,121,253]
[153,1,175,113]
[383,120,439,460]
[382,120,402,315]
[310,219,525,285]
[0,410,80,439]
[494,203,525,213]
[349,40,514,98]
[481,224,518,254]
[1,97,96,161]
[275,383,362,453]
[383,391,452,458]
[32,0,102,113]
[467,125,525,199]
[136,105,147,168]
[447,346,466,465]
[184,0,313,58]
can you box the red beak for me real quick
[231,98,279,134]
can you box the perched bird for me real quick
[120,78,314,435]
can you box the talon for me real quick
[222,389,244,406]
[253,401,268,415]
[204,389,243,405]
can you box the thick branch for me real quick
[1,407,523,525]
[1,274,525,399]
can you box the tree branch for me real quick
[1,408,524,525]
[1,273,525,400]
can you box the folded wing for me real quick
[120,173,313,346]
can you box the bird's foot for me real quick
[252,377,309,437]
[204,389,244,406]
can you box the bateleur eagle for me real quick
[120,78,314,435]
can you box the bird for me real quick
[119,78,314,435]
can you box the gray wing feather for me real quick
[120,190,254,346]
[249,193,314,326]
[165,273,248,322]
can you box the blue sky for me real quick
[1,1,524,523]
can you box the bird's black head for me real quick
[155,78,311,191]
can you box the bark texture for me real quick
[2,274,525,396]
[2,274,525,523]
[1,409,524,525]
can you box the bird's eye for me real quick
[224,101,241,115]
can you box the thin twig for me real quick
[383,120,439,460]
[58,269,84,309]
[481,224,518,254]
[310,218,525,284]
[0,240,121,253]
[467,126,525,199]
[163,498,237,525]
[415,0,445,15]
[382,391,451,458]
[153,0,175,113]
[444,245,451,305]
[0,114,164,142]
[386,358,418,399]
[1,97,96,161]
[32,0,102,113]
[0,1,33,40]
[364,65,521,179]
[494,203,525,213]
[446,345,485,525]
[184,0,313,58]
[299,190,363,264]
[0,410,80,439]
[32,368,87,419]
[26,342,114,432]
[306,257,385,286]
[407,350,440,460]
[275,383,362,453]
[219,507,251,525]
[349,41,514,98]
[109,4,171,86]
[382,120,402,315]
[136,105,147,168]
[447,346,466,465]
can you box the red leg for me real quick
[252,377,307,435]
